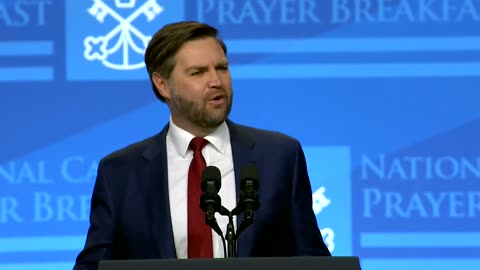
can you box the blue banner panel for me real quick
[65,0,185,80]
[306,146,352,256]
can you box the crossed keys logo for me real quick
[313,186,331,215]
[84,0,163,70]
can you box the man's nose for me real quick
[207,70,222,88]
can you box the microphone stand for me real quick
[200,166,257,258]
[220,207,236,258]
[226,213,237,257]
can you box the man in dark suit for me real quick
[73,21,331,270]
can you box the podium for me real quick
[99,256,361,270]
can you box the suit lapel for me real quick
[227,120,260,256]
[140,124,176,259]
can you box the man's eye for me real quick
[191,71,201,76]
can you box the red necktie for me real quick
[187,137,213,258]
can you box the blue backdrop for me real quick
[1,0,479,269]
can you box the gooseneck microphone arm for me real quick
[200,166,226,257]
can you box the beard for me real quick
[168,80,233,129]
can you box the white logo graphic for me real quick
[312,186,331,214]
[84,0,163,70]
[321,227,335,252]
[313,186,334,252]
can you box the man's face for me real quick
[165,37,233,131]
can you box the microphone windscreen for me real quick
[201,166,221,191]
[240,164,259,187]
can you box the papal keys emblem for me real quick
[84,0,163,70]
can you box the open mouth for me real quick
[209,94,225,104]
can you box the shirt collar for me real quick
[167,117,229,158]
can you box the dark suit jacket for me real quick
[73,120,331,270]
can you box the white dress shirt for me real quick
[166,119,237,258]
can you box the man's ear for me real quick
[152,72,171,101]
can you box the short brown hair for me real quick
[144,21,227,102]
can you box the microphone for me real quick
[232,164,260,236]
[200,166,223,237]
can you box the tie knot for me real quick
[189,137,209,152]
